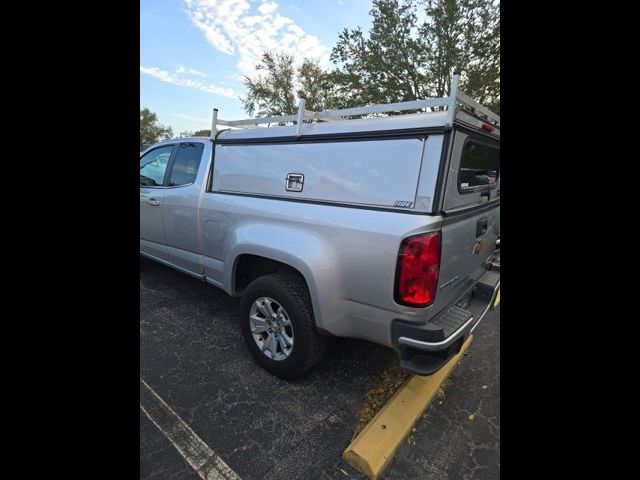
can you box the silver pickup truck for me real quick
[140,76,500,379]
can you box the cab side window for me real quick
[140,146,174,186]
[168,143,204,186]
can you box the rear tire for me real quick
[239,271,327,379]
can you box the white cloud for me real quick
[182,0,330,78]
[140,66,239,98]
[173,113,211,123]
[257,1,278,15]
[176,66,207,77]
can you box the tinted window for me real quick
[169,143,204,186]
[140,146,173,186]
[458,140,500,191]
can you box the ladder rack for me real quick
[211,73,499,140]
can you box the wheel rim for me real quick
[249,297,294,361]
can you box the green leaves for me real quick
[242,52,297,117]
[420,0,500,107]
[140,108,173,147]
[241,1,499,118]
[332,0,499,108]
[331,0,428,105]
[242,52,341,117]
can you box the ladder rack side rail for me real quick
[456,91,500,125]
[217,113,302,127]
[215,98,451,129]
[310,98,451,121]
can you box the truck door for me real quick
[140,145,175,261]
[161,142,206,276]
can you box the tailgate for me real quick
[435,204,500,310]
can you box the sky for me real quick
[140,0,375,135]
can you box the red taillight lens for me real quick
[394,232,441,307]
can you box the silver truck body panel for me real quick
[212,138,427,209]
[198,191,444,346]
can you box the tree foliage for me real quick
[242,52,340,117]
[332,0,499,110]
[140,108,173,146]
[330,0,428,106]
[420,0,500,111]
[241,0,499,117]
[193,129,212,137]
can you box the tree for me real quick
[330,0,500,111]
[140,108,173,147]
[420,0,500,111]
[240,1,499,118]
[193,129,211,137]
[331,0,428,106]
[242,52,339,117]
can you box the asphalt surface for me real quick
[140,257,500,479]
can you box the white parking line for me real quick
[140,378,241,480]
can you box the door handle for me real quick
[148,199,160,206]
[476,217,488,237]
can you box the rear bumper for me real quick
[391,270,500,375]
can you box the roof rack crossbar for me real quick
[212,74,499,135]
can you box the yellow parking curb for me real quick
[343,335,474,479]
[492,289,500,309]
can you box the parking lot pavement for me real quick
[140,409,199,480]
[140,257,500,479]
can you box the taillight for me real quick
[394,232,441,307]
